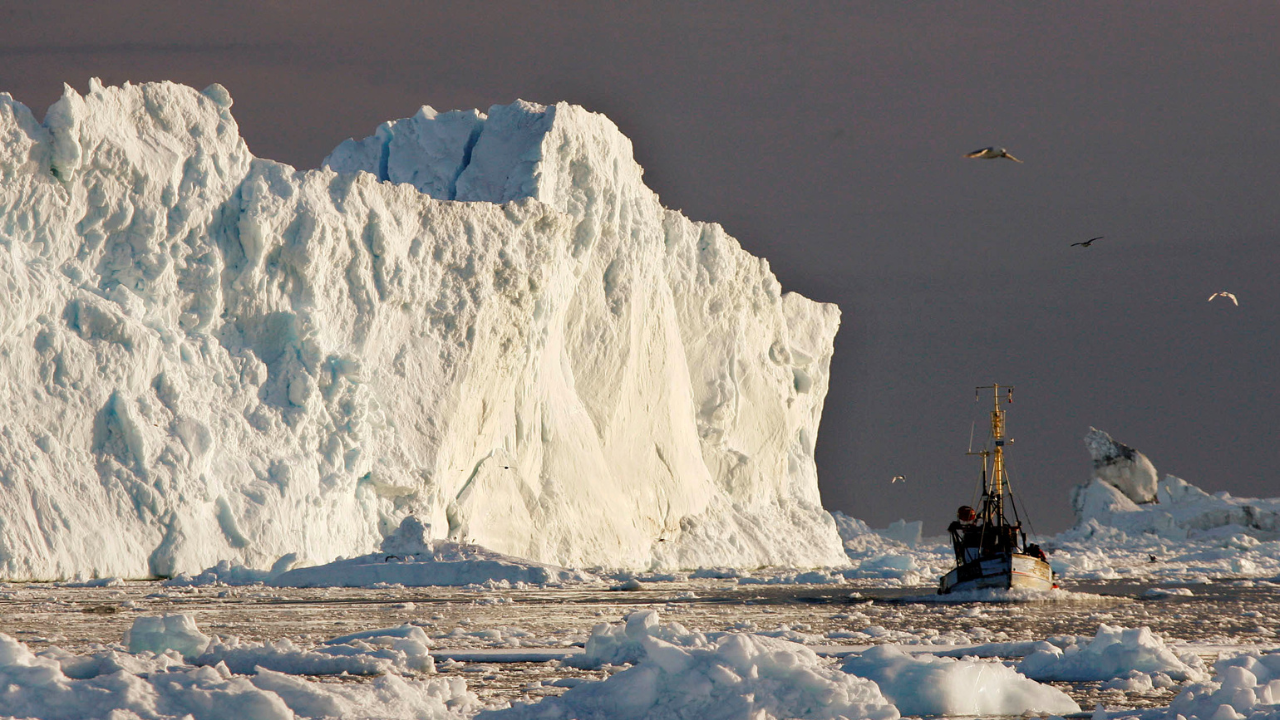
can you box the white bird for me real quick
[1208,291,1239,306]
[964,146,1022,163]
[891,475,905,484]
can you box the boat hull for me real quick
[938,552,1053,594]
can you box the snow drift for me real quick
[0,80,846,580]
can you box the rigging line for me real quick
[1004,465,1039,540]
[969,452,985,510]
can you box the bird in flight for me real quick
[1071,236,1104,248]
[891,475,905,484]
[1208,292,1239,306]
[964,146,1022,163]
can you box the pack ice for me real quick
[0,80,846,580]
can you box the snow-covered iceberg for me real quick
[0,80,845,580]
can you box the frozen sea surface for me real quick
[2,578,1275,713]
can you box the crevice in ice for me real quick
[376,125,392,182]
[449,119,484,201]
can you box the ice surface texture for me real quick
[0,80,844,580]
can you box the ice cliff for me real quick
[0,80,846,580]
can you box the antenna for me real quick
[967,420,975,454]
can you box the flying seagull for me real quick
[891,475,905,484]
[1208,292,1239,306]
[1071,236,1104,248]
[964,146,1022,163]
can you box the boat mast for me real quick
[976,384,1013,526]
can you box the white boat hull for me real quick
[938,552,1053,594]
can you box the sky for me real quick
[2,2,1277,534]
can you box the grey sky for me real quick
[3,2,1277,533]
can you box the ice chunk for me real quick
[842,644,1080,717]
[1017,624,1207,682]
[567,609,707,669]
[124,614,211,658]
[1168,649,1280,720]
[0,631,478,719]
[875,519,923,547]
[380,515,435,556]
[197,624,434,675]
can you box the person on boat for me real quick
[948,506,980,562]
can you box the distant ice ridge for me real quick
[0,80,845,579]
[267,516,595,588]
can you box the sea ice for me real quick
[0,630,479,720]
[485,610,899,720]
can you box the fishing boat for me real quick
[938,384,1054,594]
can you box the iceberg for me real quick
[1070,429,1280,543]
[1053,428,1280,580]
[0,80,845,580]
